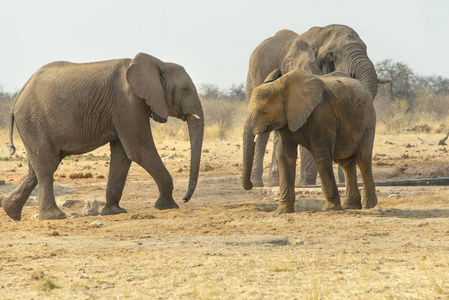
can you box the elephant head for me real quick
[126,52,204,201]
[299,24,378,98]
[242,69,324,190]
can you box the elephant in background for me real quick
[242,69,378,215]
[3,52,204,221]
[246,24,379,187]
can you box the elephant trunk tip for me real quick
[183,180,197,202]
[242,179,253,191]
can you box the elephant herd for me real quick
[3,24,380,221]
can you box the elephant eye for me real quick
[261,111,268,115]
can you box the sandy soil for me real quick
[0,133,449,299]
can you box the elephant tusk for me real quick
[188,113,201,120]
[254,133,260,143]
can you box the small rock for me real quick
[203,149,210,153]
[273,197,280,202]
[69,172,93,179]
[212,155,218,160]
[67,212,80,218]
[294,240,305,246]
[82,200,99,216]
[162,154,175,160]
[388,194,400,199]
[201,163,213,172]
[0,180,5,185]
[62,199,81,208]
[17,163,23,168]
[31,214,39,220]
[89,221,103,228]
[376,206,383,212]
[97,175,105,179]
[232,163,239,167]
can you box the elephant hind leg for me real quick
[339,157,362,209]
[357,131,378,209]
[2,163,38,221]
[30,146,66,220]
[102,140,131,215]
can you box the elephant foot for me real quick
[154,196,179,210]
[101,205,127,216]
[362,196,378,209]
[274,203,294,216]
[322,201,343,211]
[39,207,67,220]
[2,198,24,221]
[342,199,362,210]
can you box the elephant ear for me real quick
[281,70,325,132]
[126,52,169,122]
[263,69,282,84]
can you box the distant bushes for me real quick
[375,59,449,134]
[2,60,449,138]
[0,90,14,128]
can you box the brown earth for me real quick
[0,133,449,299]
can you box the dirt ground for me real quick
[1,132,449,299]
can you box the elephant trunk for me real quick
[337,43,378,99]
[183,106,204,202]
[242,118,255,190]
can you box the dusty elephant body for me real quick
[246,24,379,187]
[242,69,377,215]
[3,52,204,221]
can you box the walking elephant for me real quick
[3,52,204,221]
[242,69,378,215]
[246,24,379,187]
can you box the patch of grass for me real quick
[0,156,9,161]
[271,265,292,272]
[35,278,60,292]
[419,259,449,296]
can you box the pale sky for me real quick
[0,0,447,93]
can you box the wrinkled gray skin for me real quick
[242,69,378,215]
[4,52,204,221]
[246,24,378,187]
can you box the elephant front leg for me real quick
[274,135,297,215]
[141,155,178,210]
[123,138,178,210]
[315,154,343,211]
[102,140,131,215]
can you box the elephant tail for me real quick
[9,109,16,156]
